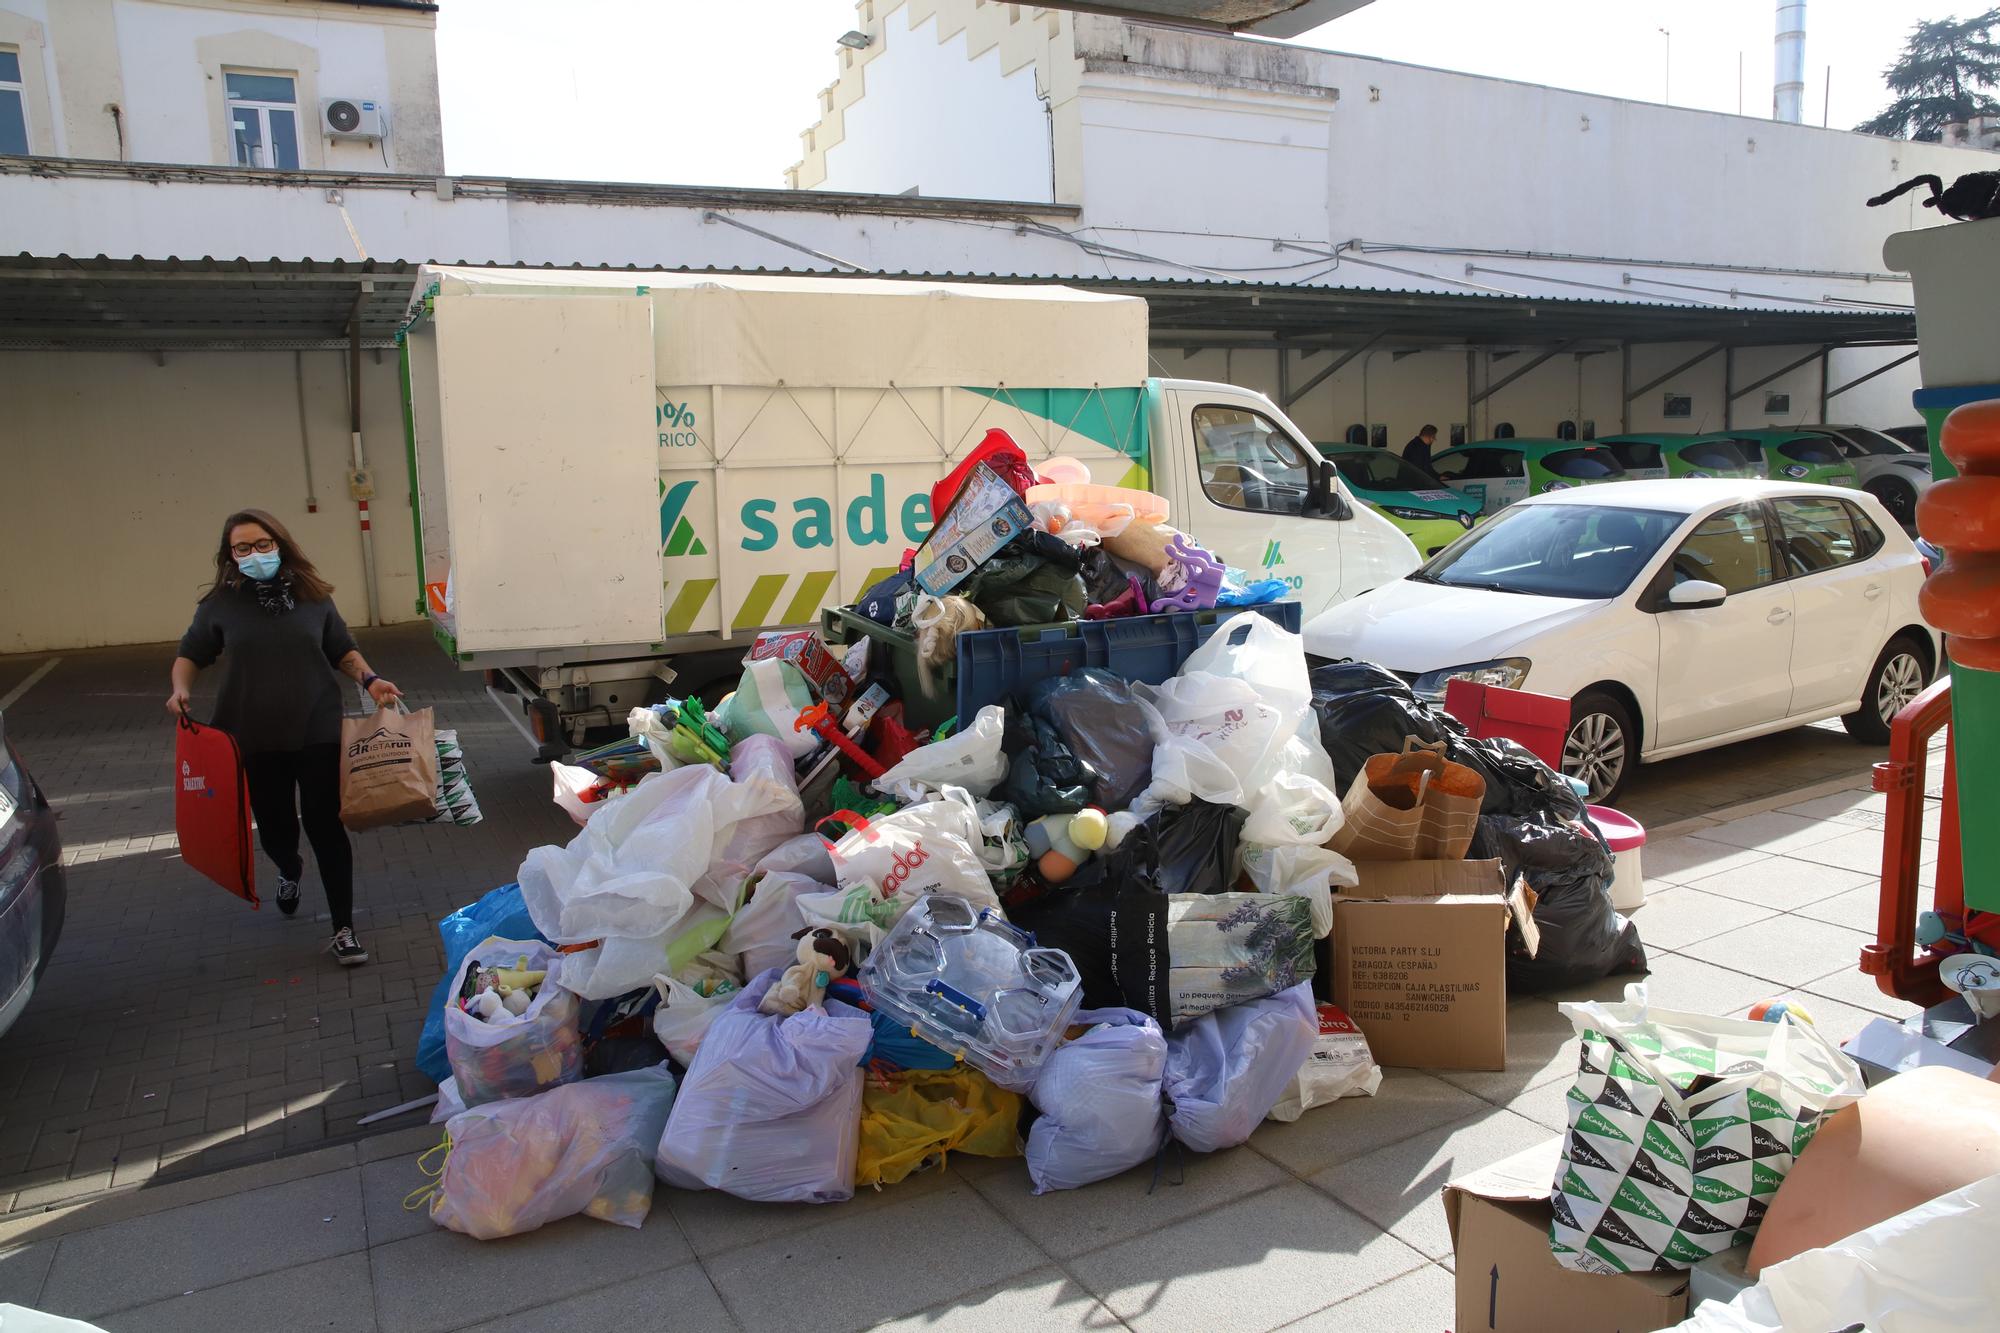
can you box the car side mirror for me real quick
[1667,580,1727,610]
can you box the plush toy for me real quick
[1025,808,1108,885]
[759,926,857,1016]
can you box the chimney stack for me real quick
[1775,0,1806,123]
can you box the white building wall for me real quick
[0,350,417,654]
[819,4,1049,200]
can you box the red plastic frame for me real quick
[1861,675,1978,1005]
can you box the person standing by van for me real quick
[1404,424,1439,472]
[167,509,398,966]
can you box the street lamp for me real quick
[1659,27,1671,105]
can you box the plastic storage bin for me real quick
[1586,804,1647,911]
[859,895,1082,1089]
[1442,679,1572,770]
[824,603,1300,732]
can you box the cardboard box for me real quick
[748,629,852,705]
[914,461,1034,596]
[1445,1139,1690,1333]
[1330,859,1536,1071]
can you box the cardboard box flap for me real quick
[1447,1138,1566,1210]
[1507,877,1541,959]
[1340,858,1507,901]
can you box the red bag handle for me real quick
[815,809,876,849]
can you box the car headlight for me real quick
[1410,657,1532,703]
[1782,464,1809,478]
[1540,481,1571,493]
[1381,505,1436,520]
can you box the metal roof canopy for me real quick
[0,255,1915,356]
[1046,1,1374,37]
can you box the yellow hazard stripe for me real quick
[852,565,901,601]
[780,570,838,626]
[731,573,790,631]
[1115,461,1151,491]
[664,578,716,635]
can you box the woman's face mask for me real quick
[236,551,282,581]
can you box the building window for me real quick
[0,49,28,156]
[225,71,301,169]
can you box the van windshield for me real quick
[1416,503,1682,599]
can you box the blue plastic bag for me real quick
[1162,983,1317,1153]
[1025,1008,1167,1193]
[416,883,545,1084]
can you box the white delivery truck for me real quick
[399,267,1418,755]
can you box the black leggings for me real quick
[243,744,353,929]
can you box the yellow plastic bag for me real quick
[855,1067,1022,1187]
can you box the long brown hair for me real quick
[203,509,336,603]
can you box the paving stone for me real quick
[870,1265,1122,1333]
[1433,1000,1586,1103]
[1680,915,1875,990]
[458,1259,734,1333]
[702,1183,1044,1333]
[1672,857,1875,913]
[1249,1071,1489,1179]
[1692,811,1856,855]
[1621,884,1779,951]
[1639,837,1774,886]
[1280,1260,1457,1333]
[0,1240,55,1307]
[94,1252,375,1333]
[1308,1106,1548,1259]
[1067,1182,1427,1332]
[38,1169,366,1319]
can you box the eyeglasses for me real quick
[230,538,279,557]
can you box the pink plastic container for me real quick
[1586,804,1647,912]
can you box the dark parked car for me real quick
[0,714,65,1039]
[1884,424,1929,453]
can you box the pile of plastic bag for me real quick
[400,430,1656,1236]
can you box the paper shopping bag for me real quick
[340,704,440,830]
[174,713,257,906]
[1326,738,1484,860]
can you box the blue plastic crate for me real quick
[954,603,1302,721]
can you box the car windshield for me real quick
[1775,437,1844,465]
[1826,428,1905,457]
[1415,502,1683,599]
[1545,447,1628,479]
[1331,452,1445,492]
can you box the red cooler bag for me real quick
[175,714,258,907]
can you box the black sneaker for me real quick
[328,927,369,967]
[276,877,301,917]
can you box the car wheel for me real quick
[1843,635,1931,743]
[1865,477,1918,529]
[1562,690,1635,805]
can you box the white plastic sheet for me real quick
[430,1064,678,1240]
[1265,1003,1382,1122]
[1162,983,1317,1153]
[696,734,805,912]
[822,788,998,911]
[655,970,872,1203]
[719,870,824,983]
[650,975,736,1067]
[1025,1008,1168,1194]
[1672,1172,2000,1333]
[518,761,799,946]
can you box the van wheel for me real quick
[1843,635,1930,744]
[1563,690,1635,804]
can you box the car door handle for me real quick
[1767,608,1792,624]
[1864,584,1884,600]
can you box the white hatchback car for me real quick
[1302,480,1937,802]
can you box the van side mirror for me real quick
[1307,460,1352,520]
[1667,580,1726,610]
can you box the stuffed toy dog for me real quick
[759,926,856,1016]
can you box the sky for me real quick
[436,0,1951,189]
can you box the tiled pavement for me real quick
[0,626,1949,1330]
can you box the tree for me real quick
[1858,8,2000,141]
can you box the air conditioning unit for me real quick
[320,97,385,142]
[1966,115,2000,150]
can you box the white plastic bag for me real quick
[716,658,818,759]
[1672,1172,2000,1333]
[1265,1002,1381,1122]
[719,869,825,981]
[625,705,688,772]
[1241,770,1344,847]
[695,734,805,912]
[1238,841,1354,940]
[1162,983,1317,1153]
[1146,670,1286,803]
[1026,1008,1168,1194]
[442,938,583,1107]
[550,763,603,827]
[650,974,737,1067]
[871,705,1008,803]
[822,788,998,912]
[427,1064,678,1240]
[518,762,797,946]
[1174,613,1312,785]
[755,832,836,882]
[655,969,872,1203]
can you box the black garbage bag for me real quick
[1029,669,1155,811]
[1481,811,1647,992]
[956,537,1087,627]
[996,707,1094,819]
[1149,798,1244,897]
[1011,823,1315,1030]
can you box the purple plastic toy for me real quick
[1152,534,1224,612]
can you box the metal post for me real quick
[1722,347,1734,431]
[1466,350,1477,441]
[348,307,381,627]
[1819,348,1830,421]
[1620,343,1631,433]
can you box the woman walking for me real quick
[168,509,397,965]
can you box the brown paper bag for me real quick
[340,705,440,830]
[1326,738,1485,860]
